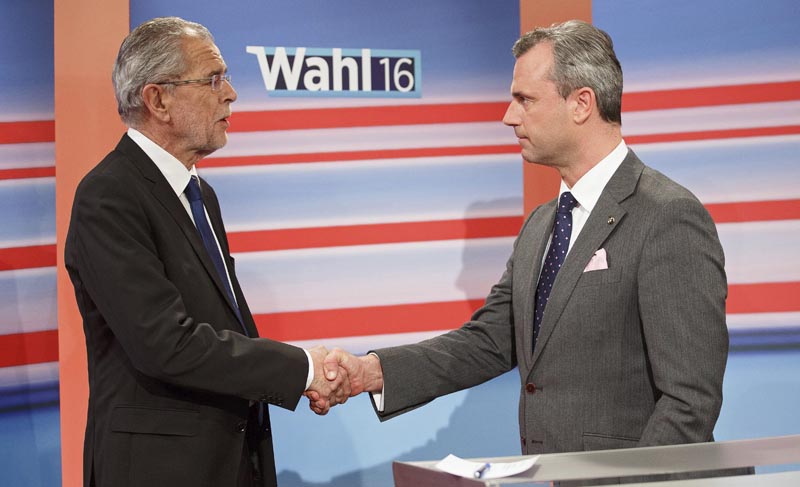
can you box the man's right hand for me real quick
[305,345,350,415]
[323,349,384,397]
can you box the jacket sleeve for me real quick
[66,169,308,409]
[636,195,728,445]
[372,228,523,420]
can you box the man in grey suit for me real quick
[312,19,731,459]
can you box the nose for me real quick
[222,78,237,103]
[502,101,518,126]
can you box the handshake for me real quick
[304,346,384,415]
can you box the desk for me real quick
[615,471,800,487]
[393,434,800,486]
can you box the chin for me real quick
[211,135,228,150]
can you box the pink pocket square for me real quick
[584,248,608,272]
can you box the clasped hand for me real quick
[304,347,381,415]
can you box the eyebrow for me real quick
[205,63,228,77]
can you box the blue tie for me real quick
[533,191,578,348]
[184,176,247,334]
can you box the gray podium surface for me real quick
[610,471,800,487]
[393,434,800,487]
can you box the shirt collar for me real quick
[127,128,198,197]
[559,139,628,213]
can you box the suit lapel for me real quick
[530,150,644,368]
[116,135,244,326]
[520,201,558,369]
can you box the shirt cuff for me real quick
[303,349,314,390]
[368,352,385,412]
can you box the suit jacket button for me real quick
[236,421,247,433]
[525,383,537,394]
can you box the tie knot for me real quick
[185,176,203,203]
[557,191,578,214]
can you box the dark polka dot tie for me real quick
[533,191,578,349]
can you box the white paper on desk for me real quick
[435,454,539,480]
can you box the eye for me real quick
[516,95,533,108]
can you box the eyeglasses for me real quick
[154,74,232,91]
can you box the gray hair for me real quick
[112,17,214,126]
[512,20,622,124]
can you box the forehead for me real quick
[510,42,555,92]
[180,36,226,75]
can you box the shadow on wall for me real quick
[277,197,524,487]
[278,372,520,487]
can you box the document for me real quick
[435,454,539,480]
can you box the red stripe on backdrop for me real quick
[0,120,55,144]
[5,121,799,179]
[3,122,800,184]
[708,199,800,224]
[727,282,800,314]
[229,102,507,132]
[253,280,800,341]
[623,80,800,112]
[6,124,798,182]
[229,216,524,252]
[0,166,56,180]
[1,282,798,366]
[5,198,799,271]
[0,244,57,271]
[626,125,800,144]
[203,144,520,168]
[254,299,487,341]
[0,330,59,367]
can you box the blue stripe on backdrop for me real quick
[594,0,800,88]
[729,328,800,350]
[0,1,54,120]
[631,137,800,203]
[0,404,61,487]
[715,349,800,447]
[0,381,59,412]
[0,269,57,334]
[0,179,55,245]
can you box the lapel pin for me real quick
[607,216,615,225]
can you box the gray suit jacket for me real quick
[373,150,729,455]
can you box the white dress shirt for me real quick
[550,139,628,260]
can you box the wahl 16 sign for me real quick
[246,46,421,97]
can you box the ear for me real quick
[141,84,171,123]
[570,87,595,124]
